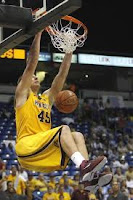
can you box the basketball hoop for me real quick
[45,15,88,53]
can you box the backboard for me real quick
[0,0,82,55]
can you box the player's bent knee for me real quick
[72,131,85,141]
[61,125,71,134]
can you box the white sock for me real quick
[71,152,85,168]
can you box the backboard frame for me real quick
[0,0,82,55]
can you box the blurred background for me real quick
[0,1,133,200]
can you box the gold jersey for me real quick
[15,92,51,142]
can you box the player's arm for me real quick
[44,53,72,104]
[15,32,42,107]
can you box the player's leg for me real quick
[71,131,89,160]
[60,125,107,182]
[60,125,85,167]
[65,130,113,193]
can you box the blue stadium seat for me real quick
[50,170,61,176]
[128,161,133,166]
[70,170,79,176]
[8,159,18,165]
[1,154,10,160]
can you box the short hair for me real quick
[7,181,13,186]
[112,181,119,186]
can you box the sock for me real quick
[71,152,85,168]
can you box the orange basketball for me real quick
[55,90,79,113]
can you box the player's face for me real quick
[31,75,40,91]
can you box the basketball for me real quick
[55,90,79,113]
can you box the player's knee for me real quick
[61,125,71,134]
[72,131,84,141]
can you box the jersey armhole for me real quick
[15,92,33,110]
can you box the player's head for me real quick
[31,74,40,93]
[17,74,40,93]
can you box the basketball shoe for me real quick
[80,156,107,182]
[83,172,113,193]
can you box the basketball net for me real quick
[46,16,88,53]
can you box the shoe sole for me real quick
[84,173,113,193]
[82,157,107,182]
[98,173,113,187]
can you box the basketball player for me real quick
[15,32,112,192]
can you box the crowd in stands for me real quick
[0,97,133,200]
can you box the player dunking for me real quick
[15,32,112,192]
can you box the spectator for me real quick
[89,193,97,200]
[35,173,48,192]
[120,179,129,197]
[111,157,121,172]
[26,172,37,192]
[105,98,111,109]
[101,166,113,199]
[18,166,28,182]
[104,188,113,200]
[96,187,104,200]
[48,174,56,189]
[0,158,6,190]
[0,158,6,173]
[126,175,133,189]
[125,166,133,180]
[4,181,27,200]
[103,165,112,174]
[119,156,129,172]
[6,142,16,156]
[4,134,15,148]
[107,181,128,200]
[56,185,71,200]
[7,165,26,195]
[59,194,65,200]
[1,108,11,119]
[5,181,16,197]
[43,186,57,200]
[0,188,9,200]
[72,173,80,186]
[91,99,98,111]
[117,113,126,130]
[55,183,60,193]
[90,99,99,121]
[59,173,74,186]
[82,98,90,120]
[117,141,128,155]
[91,136,103,151]
[129,188,133,200]
[98,100,105,111]
[32,184,45,200]
[71,182,89,200]
[0,173,7,192]
[113,167,125,183]
[63,177,73,195]
[127,138,133,151]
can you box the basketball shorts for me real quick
[15,126,69,172]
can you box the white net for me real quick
[47,18,88,53]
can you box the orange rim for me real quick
[32,10,88,36]
[62,15,88,34]
[45,15,88,37]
